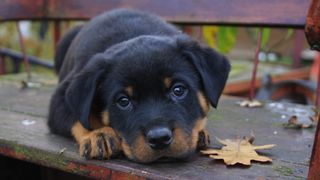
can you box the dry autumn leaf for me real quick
[239,99,263,108]
[283,115,315,129]
[201,137,275,166]
[309,107,320,123]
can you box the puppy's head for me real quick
[66,35,230,163]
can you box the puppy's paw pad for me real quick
[197,130,210,150]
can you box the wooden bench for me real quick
[0,73,316,179]
[0,0,319,179]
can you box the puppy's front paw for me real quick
[197,129,210,150]
[79,127,121,160]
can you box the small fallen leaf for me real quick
[21,119,36,126]
[309,107,320,123]
[20,80,42,89]
[283,115,315,129]
[59,147,67,155]
[239,99,263,108]
[201,136,275,166]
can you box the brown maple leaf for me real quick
[201,137,275,165]
[238,99,263,108]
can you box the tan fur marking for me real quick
[197,91,210,114]
[101,111,109,126]
[133,135,155,162]
[122,127,200,162]
[121,139,134,159]
[125,86,133,97]
[169,128,190,154]
[71,122,121,158]
[191,117,208,149]
[164,77,172,88]
[197,129,210,150]
[71,122,89,144]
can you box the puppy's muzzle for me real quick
[146,127,173,150]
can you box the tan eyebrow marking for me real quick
[125,86,133,97]
[164,77,173,88]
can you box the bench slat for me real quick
[0,0,44,21]
[0,75,315,179]
[0,0,311,27]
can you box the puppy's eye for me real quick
[116,96,132,110]
[170,83,188,100]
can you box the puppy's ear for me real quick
[65,54,109,129]
[178,36,231,108]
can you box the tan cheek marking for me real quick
[125,86,133,97]
[191,117,208,149]
[164,77,172,88]
[71,121,89,143]
[197,91,210,114]
[169,128,190,154]
[121,139,134,160]
[132,135,156,162]
[101,111,109,126]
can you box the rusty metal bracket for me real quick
[249,28,262,100]
[306,0,320,179]
[16,22,31,80]
[305,0,320,51]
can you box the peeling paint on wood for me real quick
[0,141,145,179]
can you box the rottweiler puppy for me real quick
[48,9,230,163]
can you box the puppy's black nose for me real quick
[146,127,172,149]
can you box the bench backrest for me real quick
[0,0,311,28]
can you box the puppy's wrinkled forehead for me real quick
[106,36,197,92]
[114,56,195,96]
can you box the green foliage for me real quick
[202,26,218,48]
[0,23,19,49]
[216,27,238,53]
[202,26,238,53]
[202,26,294,56]
[261,28,270,50]
[0,21,55,60]
[285,29,294,40]
[249,28,294,52]
[249,28,270,50]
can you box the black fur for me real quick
[48,9,230,161]
[54,25,82,74]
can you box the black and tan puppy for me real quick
[48,9,230,163]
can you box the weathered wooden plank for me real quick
[0,0,311,27]
[0,0,44,21]
[0,109,156,179]
[0,75,316,179]
[0,73,56,117]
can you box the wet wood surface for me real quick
[0,0,311,28]
[0,73,316,179]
